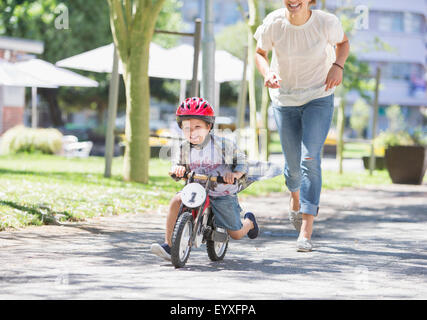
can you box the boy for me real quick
[150,97,259,261]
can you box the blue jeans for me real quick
[272,94,334,216]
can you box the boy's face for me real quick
[181,119,211,145]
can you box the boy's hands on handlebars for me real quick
[170,168,243,184]
[224,171,244,184]
[172,165,186,178]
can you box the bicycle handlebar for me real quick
[168,171,235,184]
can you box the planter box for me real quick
[362,156,386,170]
[385,146,427,185]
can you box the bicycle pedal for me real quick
[203,226,213,239]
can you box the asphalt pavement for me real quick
[0,182,426,299]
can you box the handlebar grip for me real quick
[216,176,237,184]
[216,176,225,184]
[169,171,187,180]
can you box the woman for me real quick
[254,0,350,251]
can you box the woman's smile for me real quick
[287,2,302,12]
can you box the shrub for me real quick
[411,128,427,147]
[350,99,370,138]
[0,125,63,155]
[373,131,415,156]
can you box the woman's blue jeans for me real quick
[272,94,334,216]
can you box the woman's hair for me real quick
[309,0,317,6]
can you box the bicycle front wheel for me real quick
[171,211,193,268]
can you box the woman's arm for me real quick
[335,33,350,68]
[325,33,350,91]
[255,46,281,89]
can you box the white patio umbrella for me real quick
[56,43,123,74]
[57,42,247,84]
[162,44,248,113]
[57,43,247,106]
[15,59,99,87]
[0,58,98,128]
[161,44,248,82]
[0,59,56,88]
[56,42,169,76]
[15,58,98,128]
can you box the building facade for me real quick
[327,0,427,136]
[180,0,427,135]
[0,36,44,134]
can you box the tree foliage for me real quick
[0,0,183,126]
[350,98,370,138]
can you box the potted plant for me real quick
[375,130,427,185]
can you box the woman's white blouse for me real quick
[254,8,344,107]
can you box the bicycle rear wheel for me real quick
[207,237,228,261]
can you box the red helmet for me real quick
[176,97,215,128]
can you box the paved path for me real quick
[1,184,426,299]
[269,154,365,172]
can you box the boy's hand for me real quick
[223,172,244,184]
[172,165,186,178]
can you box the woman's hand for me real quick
[255,47,281,89]
[325,64,343,91]
[264,71,282,89]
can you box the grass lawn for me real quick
[343,142,372,159]
[270,133,372,159]
[0,154,396,231]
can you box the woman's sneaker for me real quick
[150,243,171,261]
[296,237,313,252]
[289,198,302,232]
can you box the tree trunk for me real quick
[336,94,346,174]
[122,40,151,183]
[260,85,270,161]
[39,88,64,127]
[247,34,259,160]
[107,0,165,184]
[247,0,260,160]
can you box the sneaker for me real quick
[244,212,259,239]
[296,237,313,252]
[289,197,302,232]
[150,243,171,261]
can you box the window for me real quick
[404,12,423,34]
[377,12,404,32]
[378,62,421,80]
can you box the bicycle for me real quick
[168,171,234,268]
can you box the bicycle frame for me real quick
[170,170,231,247]
[169,171,230,267]
[181,172,212,248]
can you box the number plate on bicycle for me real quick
[181,183,206,208]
